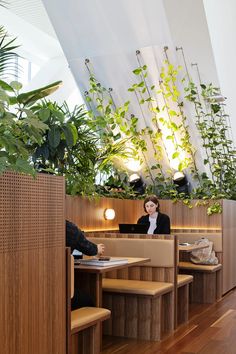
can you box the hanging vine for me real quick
[185,81,236,199]
[128,61,168,186]
[80,50,236,212]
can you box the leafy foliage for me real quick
[0,26,19,79]
[0,26,63,175]
[80,56,235,213]
[30,101,135,196]
[185,81,236,200]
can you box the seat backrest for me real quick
[88,236,175,267]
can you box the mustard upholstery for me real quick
[102,278,173,296]
[88,237,175,267]
[71,307,111,332]
[70,255,111,336]
[179,261,222,272]
[177,274,193,287]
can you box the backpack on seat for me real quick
[190,237,219,265]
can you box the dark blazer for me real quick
[66,220,98,255]
[137,212,170,234]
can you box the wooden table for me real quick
[178,243,209,262]
[179,243,209,253]
[74,257,150,307]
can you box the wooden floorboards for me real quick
[101,288,236,354]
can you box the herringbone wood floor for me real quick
[102,289,236,354]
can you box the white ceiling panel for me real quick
[8,0,57,38]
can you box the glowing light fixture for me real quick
[173,171,189,194]
[173,171,185,182]
[129,173,140,182]
[129,173,146,195]
[104,208,116,220]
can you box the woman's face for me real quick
[145,201,158,216]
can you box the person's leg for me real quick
[71,288,95,310]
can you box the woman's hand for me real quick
[97,243,105,256]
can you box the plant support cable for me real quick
[135,49,170,177]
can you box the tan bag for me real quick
[190,237,218,265]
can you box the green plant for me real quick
[83,58,195,199]
[67,53,235,212]
[207,202,223,215]
[185,81,236,200]
[0,25,19,78]
[0,25,65,175]
[30,100,134,196]
[0,79,63,174]
[95,170,139,199]
[127,58,199,197]
[159,60,198,177]
[128,62,168,184]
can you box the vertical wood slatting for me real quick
[0,172,65,354]
[112,295,125,337]
[66,195,222,231]
[150,297,161,341]
[138,297,151,340]
[125,296,138,338]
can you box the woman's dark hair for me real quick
[143,195,160,213]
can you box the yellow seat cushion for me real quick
[102,278,173,296]
[179,261,222,272]
[71,307,111,332]
[177,274,193,287]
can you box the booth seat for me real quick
[177,232,222,262]
[88,235,192,338]
[178,261,222,304]
[69,253,110,354]
[176,232,223,303]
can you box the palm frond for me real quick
[0,26,19,78]
[98,138,134,169]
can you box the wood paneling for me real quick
[0,172,66,354]
[222,199,236,293]
[65,195,143,231]
[65,196,222,231]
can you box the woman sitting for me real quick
[137,195,170,234]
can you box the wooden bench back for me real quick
[88,234,177,283]
[89,237,175,267]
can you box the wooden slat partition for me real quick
[66,195,222,231]
[222,200,236,293]
[0,172,66,354]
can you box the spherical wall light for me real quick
[104,208,116,220]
